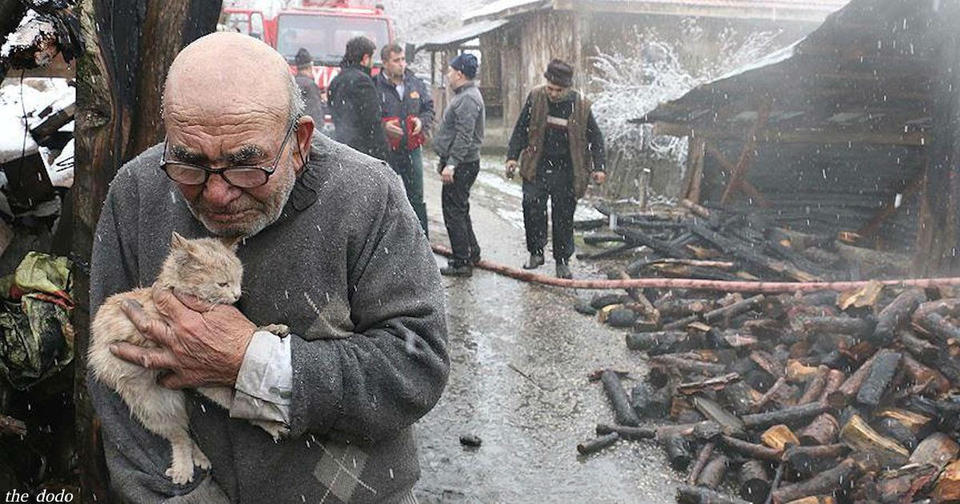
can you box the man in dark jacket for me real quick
[293,48,325,126]
[327,36,387,159]
[506,59,606,279]
[433,53,484,277]
[376,43,434,236]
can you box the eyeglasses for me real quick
[160,120,299,188]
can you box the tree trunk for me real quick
[73,0,221,500]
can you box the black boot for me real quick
[440,263,473,277]
[523,252,545,269]
[555,260,572,279]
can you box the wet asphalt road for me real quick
[412,157,680,504]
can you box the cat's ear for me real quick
[171,231,189,250]
[220,236,242,252]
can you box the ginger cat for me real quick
[89,232,286,485]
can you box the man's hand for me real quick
[384,119,403,138]
[591,171,607,185]
[505,159,518,179]
[110,288,256,389]
[441,165,455,184]
[411,117,422,136]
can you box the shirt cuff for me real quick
[231,330,292,424]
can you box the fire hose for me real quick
[431,243,960,293]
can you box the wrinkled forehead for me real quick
[163,34,290,135]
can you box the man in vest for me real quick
[505,59,606,279]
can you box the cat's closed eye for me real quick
[218,282,228,287]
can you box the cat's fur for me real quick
[89,232,286,485]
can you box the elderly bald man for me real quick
[87,32,448,503]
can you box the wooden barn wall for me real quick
[699,141,924,253]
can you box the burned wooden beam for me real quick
[678,373,741,395]
[577,432,619,455]
[797,366,829,405]
[871,289,926,346]
[908,432,959,472]
[722,381,763,416]
[770,458,857,504]
[855,350,901,408]
[797,413,839,446]
[688,441,716,485]
[657,298,717,319]
[800,316,875,338]
[676,484,751,504]
[662,434,693,471]
[600,369,641,427]
[595,423,656,441]
[704,295,765,325]
[782,444,850,478]
[816,370,845,404]
[694,396,746,436]
[839,414,909,469]
[875,463,938,504]
[625,331,691,354]
[631,381,672,420]
[898,329,940,365]
[697,454,730,489]
[932,460,960,503]
[742,403,828,431]
[827,351,879,408]
[761,424,800,452]
[719,435,781,462]
[914,312,960,345]
[738,459,771,504]
[650,354,728,375]
[873,417,917,452]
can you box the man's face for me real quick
[446,67,462,89]
[546,82,568,102]
[164,112,302,238]
[384,50,406,80]
[361,53,373,69]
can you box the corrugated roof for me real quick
[417,19,510,51]
[464,0,850,23]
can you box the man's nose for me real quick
[202,173,242,206]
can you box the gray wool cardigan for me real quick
[87,132,449,503]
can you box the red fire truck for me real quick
[220,1,395,91]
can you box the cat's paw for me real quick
[166,460,195,485]
[258,324,289,338]
[192,442,211,470]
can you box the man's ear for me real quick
[294,116,314,173]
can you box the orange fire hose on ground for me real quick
[431,243,960,293]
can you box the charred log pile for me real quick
[576,206,960,502]
[574,200,911,291]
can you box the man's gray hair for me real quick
[287,73,306,125]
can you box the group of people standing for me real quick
[293,36,434,237]
[295,36,606,280]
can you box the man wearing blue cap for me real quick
[433,53,485,277]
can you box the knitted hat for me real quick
[544,59,574,87]
[449,53,478,79]
[295,48,313,68]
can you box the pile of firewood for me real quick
[579,284,960,504]
[575,200,911,289]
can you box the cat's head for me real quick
[157,232,244,304]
